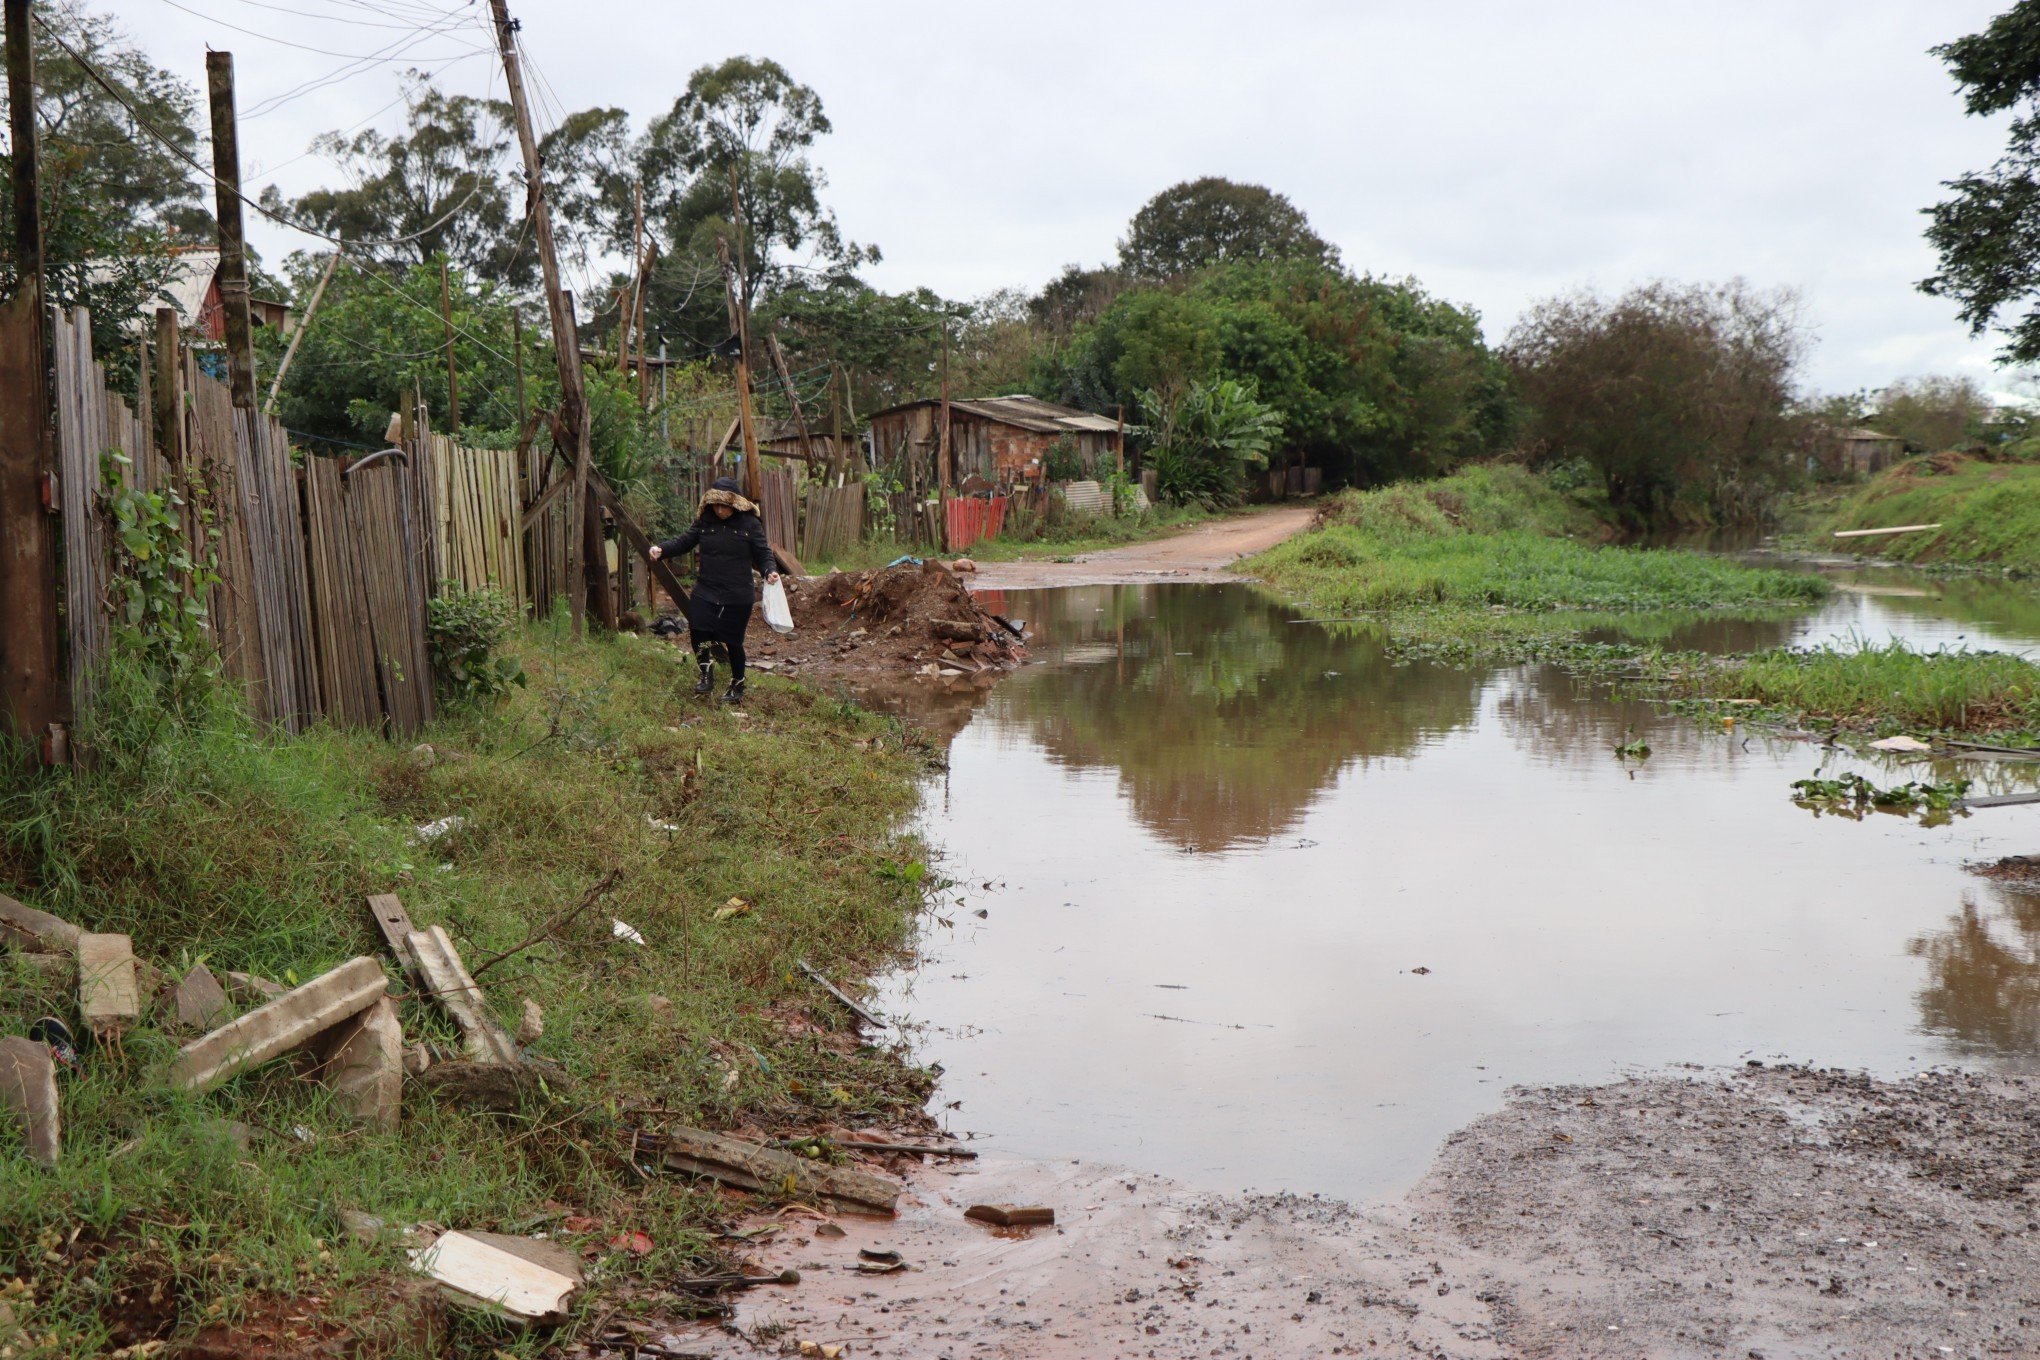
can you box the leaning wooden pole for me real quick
[438,258,460,432]
[715,234,762,504]
[204,52,257,410]
[0,0,66,764]
[488,0,593,633]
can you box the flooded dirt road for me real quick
[966,505,1317,590]
[887,575,2040,1204]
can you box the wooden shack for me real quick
[1821,427,1905,478]
[865,395,1121,490]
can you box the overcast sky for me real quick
[122,0,2017,396]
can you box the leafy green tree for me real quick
[1505,280,1808,528]
[1117,177,1337,281]
[0,1,208,365]
[1921,2,2040,362]
[1029,263,1130,338]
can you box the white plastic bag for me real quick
[762,579,795,635]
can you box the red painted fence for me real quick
[945,495,1008,552]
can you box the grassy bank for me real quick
[0,624,936,1355]
[1249,465,1827,634]
[1826,456,2040,574]
[1647,638,2040,738]
[805,504,1224,574]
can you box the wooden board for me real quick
[410,1230,579,1324]
[659,1124,899,1215]
[406,925,520,1064]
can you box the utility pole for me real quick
[438,259,460,433]
[488,0,594,633]
[0,0,66,763]
[829,362,843,482]
[1115,403,1126,516]
[715,234,761,504]
[204,52,257,410]
[937,317,952,552]
[153,308,185,474]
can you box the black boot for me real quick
[722,679,746,705]
[692,652,715,695]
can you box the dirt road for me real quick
[669,1064,2040,1359]
[966,505,1318,590]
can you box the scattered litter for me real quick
[856,1248,907,1274]
[797,958,887,1030]
[606,1230,654,1257]
[413,815,465,842]
[27,1016,76,1069]
[711,897,751,922]
[674,1269,800,1292]
[645,815,680,833]
[964,1203,1054,1228]
[611,919,647,946]
[1869,735,1934,753]
[814,1222,847,1238]
[410,1229,581,1325]
[796,1342,844,1359]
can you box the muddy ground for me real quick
[966,506,1319,591]
[645,1064,2040,1359]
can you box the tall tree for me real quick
[1506,280,1808,528]
[1921,1,2040,362]
[638,57,873,307]
[1117,177,1337,281]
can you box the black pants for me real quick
[686,594,748,683]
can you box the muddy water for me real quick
[876,573,2040,1203]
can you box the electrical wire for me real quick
[155,0,489,63]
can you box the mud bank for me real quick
[673,1064,2040,1358]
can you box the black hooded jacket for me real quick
[655,509,774,609]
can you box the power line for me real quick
[155,0,489,63]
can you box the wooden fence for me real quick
[427,433,526,613]
[50,306,448,737]
[799,482,864,562]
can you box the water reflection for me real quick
[1911,880,2040,1063]
[983,586,1481,851]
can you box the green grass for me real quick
[1654,637,2040,736]
[1827,456,2040,573]
[0,624,937,1356]
[1249,464,1827,622]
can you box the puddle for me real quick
[870,573,2040,1203]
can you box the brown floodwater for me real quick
[870,571,2040,1203]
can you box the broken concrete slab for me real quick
[314,995,403,1129]
[171,956,387,1093]
[409,1229,580,1325]
[516,998,543,1047]
[171,961,231,1032]
[411,1059,567,1112]
[0,894,79,954]
[406,926,519,1065]
[0,1038,59,1167]
[964,1203,1055,1227]
[76,933,139,1037]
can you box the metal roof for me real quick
[869,394,1120,435]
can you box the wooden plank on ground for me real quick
[658,1125,900,1215]
[406,925,520,1064]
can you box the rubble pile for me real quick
[747,559,1028,682]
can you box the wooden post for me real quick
[937,319,952,552]
[438,259,460,433]
[263,251,336,416]
[153,308,185,474]
[511,310,528,432]
[204,51,257,410]
[829,362,844,482]
[0,0,66,763]
[1115,403,1125,517]
[715,235,762,505]
[766,333,818,466]
[488,0,592,633]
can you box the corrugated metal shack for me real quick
[865,395,1120,490]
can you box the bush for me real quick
[1043,435,1085,482]
[426,583,524,706]
[1144,378,1280,506]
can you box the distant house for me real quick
[93,248,292,338]
[865,395,1122,488]
[1830,427,1905,478]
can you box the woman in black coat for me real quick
[649,476,780,703]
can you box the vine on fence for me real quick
[99,449,220,713]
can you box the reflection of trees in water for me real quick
[1910,882,2040,1058]
[1491,668,1667,760]
[990,585,1484,851]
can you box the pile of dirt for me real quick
[746,559,1028,685]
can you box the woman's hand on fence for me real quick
[648,545,662,561]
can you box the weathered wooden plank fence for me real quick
[428,433,526,613]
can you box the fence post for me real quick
[0,0,68,764]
